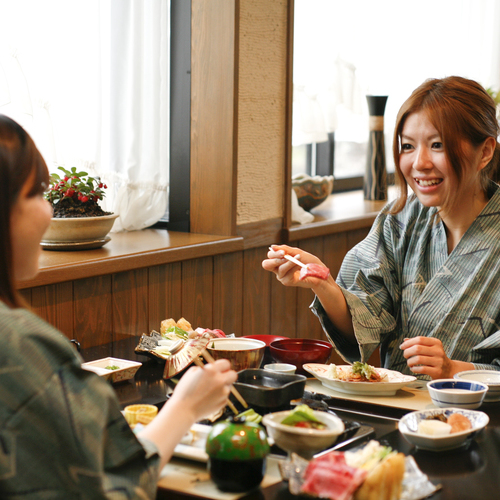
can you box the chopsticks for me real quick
[269,246,307,269]
[202,349,249,409]
[283,254,307,269]
[192,349,249,416]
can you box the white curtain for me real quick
[0,0,170,232]
[96,0,170,232]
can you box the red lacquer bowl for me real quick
[269,338,333,376]
[243,335,288,366]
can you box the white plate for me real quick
[303,363,417,396]
[454,370,500,402]
[399,408,489,451]
[173,423,211,462]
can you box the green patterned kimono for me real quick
[0,302,160,499]
[312,183,500,378]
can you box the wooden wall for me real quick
[20,227,371,364]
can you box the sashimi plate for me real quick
[173,423,211,462]
[303,363,417,396]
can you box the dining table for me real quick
[80,337,500,500]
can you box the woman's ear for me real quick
[477,137,497,171]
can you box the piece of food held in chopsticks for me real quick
[282,253,331,281]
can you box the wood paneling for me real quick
[213,251,243,335]
[112,269,149,341]
[190,0,237,235]
[242,247,272,337]
[148,263,182,332]
[181,257,214,330]
[73,276,113,349]
[31,282,74,339]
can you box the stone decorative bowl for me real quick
[292,174,334,211]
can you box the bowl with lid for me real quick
[454,370,500,402]
[427,379,488,409]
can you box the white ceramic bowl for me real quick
[399,408,489,452]
[263,363,296,375]
[427,379,488,409]
[206,338,266,372]
[262,409,344,459]
[454,370,500,402]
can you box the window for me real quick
[292,0,500,193]
[0,0,176,231]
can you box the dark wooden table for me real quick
[81,339,500,500]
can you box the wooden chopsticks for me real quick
[202,349,248,409]
[192,349,249,416]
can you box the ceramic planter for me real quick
[41,214,118,250]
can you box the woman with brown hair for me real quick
[0,115,237,497]
[263,76,500,380]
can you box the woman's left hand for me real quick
[400,336,473,379]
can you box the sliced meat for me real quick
[301,452,367,500]
[299,263,330,280]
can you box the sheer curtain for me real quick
[0,0,170,232]
[293,0,500,178]
[96,0,170,231]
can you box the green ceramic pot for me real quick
[206,415,270,492]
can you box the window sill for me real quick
[287,186,397,241]
[19,229,243,289]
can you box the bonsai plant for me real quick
[42,166,118,249]
[45,166,112,218]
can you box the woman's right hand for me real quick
[167,359,237,422]
[262,244,328,289]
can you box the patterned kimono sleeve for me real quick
[312,205,402,363]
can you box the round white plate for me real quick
[454,370,500,402]
[303,363,417,396]
[399,408,489,451]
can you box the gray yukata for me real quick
[0,301,160,499]
[312,183,500,379]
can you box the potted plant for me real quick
[41,166,118,250]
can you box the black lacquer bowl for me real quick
[233,369,306,413]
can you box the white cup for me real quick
[264,363,296,375]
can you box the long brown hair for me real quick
[390,76,500,214]
[0,115,49,308]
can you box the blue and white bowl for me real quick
[427,379,488,409]
[399,408,489,451]
[454,370,500,402]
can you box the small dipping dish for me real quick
[427,379,488,409]
[264,363,296,374]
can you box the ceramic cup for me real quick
[264,363,296,375]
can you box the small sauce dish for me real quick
[264,363,296,374]
[427,379,488,409]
